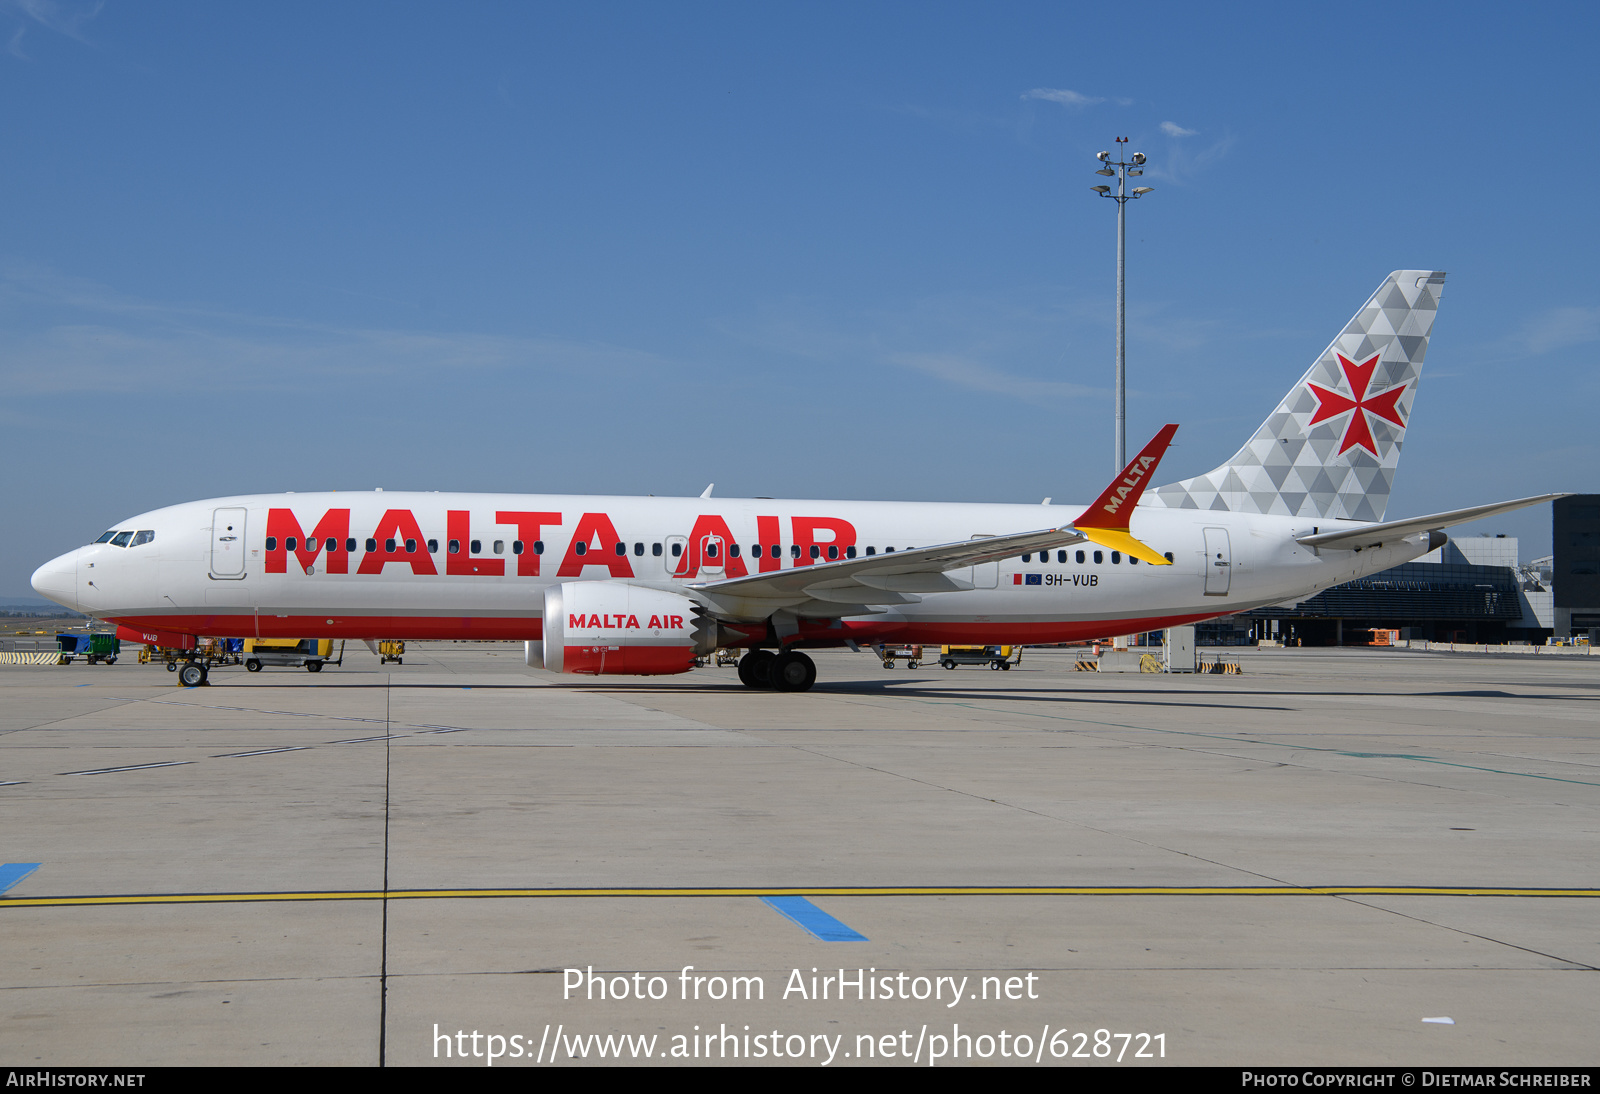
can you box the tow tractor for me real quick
[937,645,1022,670]
[244,639,346,674]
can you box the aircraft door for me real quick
[697,533,726,578]
[958,535,999,588]
[664,536,689,578]
[1203,527,1231,596]
[211,508,248,579]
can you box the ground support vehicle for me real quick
[244,639,345,674]
[879,644,925,669]
[938,645,1021,670]
[378,640,405,665]
[55,633,120,665]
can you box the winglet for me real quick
[1073,424,1179,565]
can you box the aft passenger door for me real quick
[1203,527,1231,596]
[210,508,248,579]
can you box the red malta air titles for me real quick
[31,272,1562,690]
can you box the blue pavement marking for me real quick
[0,864,40,894]
[761,896,868,942]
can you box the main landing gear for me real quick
[737,649,816,692]
[177,660,209,687]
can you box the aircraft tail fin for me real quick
[1145,270,1445,523]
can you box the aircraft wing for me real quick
[686,525,1089,617]
[1295,493,1568,552]
[686,424,1182,619]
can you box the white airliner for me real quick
[31,270,1558,690]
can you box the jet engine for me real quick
[527,582,716,675]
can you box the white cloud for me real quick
[1522,306,1600,355]
[889,351,1100,401]
[1022,88,1104,108]
[3,0,103,45]
[1160,121,1197,137]
[0,262,665,396]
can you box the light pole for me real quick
[1091,138,1154,473]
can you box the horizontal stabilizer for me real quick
[1295,493,1568,552]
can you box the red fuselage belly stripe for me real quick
[108,613,1216,646]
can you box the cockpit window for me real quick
[131,530,155,547]
[94,531,117,544]
[110,531,134,548]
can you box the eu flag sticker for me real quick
[1025,573,1043,585]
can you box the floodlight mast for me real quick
[1090,138,1154,472]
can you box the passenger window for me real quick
[1164,552,1174,562]
[728,544,740,558]
[405,539,417,554]
[846,546,856,559]
[827,545,838,560]
[791,545,801,559]
[534,541,544,555]
[95,531,117,544]
[1022,553,1031,563]
[671,543,682,557]
[614,542,626,556]
[470,539,481,554]
[706,542,719,558]
[366,539,377,553]
[132,530,155,546]
[1129,556,1138,565]
[287,537,298,552]
[885,547,895,553]
[512,541,523,555]
[1057,550,1067,563]
[428,539,439,553]
[266,537,278,551]
[634,542,644,556]
[652,543,662,557]
[1112,551,1121,564]
[385,539,397,552]
[866,546,876,556]
[306,538,318,552]
[1076,550,1085,563]
[576,542,588,556]
[493,540,504,555]
[345,539,356,553]
[1093,551,1103,563]
[449,540,461,554]
[112,531,133,547]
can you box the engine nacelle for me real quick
[531,582,714,675]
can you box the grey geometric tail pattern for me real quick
[1144,270,1446,524]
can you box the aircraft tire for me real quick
[770,650,816,693]
[178,661,205,688]
[738,650,775,689]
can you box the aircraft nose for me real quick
[30,552,81,612]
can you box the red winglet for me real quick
[1075,424,1179,531]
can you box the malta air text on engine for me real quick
[261,507,864,580]
[572,614,687,631]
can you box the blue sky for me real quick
[4,2,1596,597]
